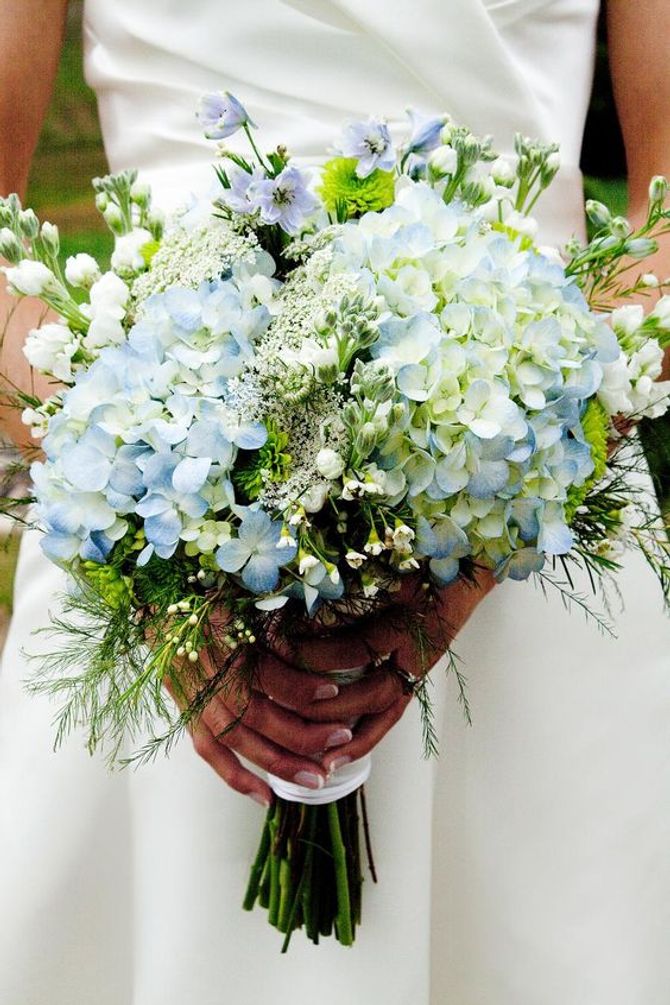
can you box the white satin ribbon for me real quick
[268,753,372,806]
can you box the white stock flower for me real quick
[597,353,633,415]
[65,253,101,289]
[316,447,345,480]
[3,260,56,297]
[83,271,130,351]
[610,304,644,339]
[111,228,154,275]
[23,322,79,381]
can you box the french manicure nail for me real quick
[293,771,325,790]
[328,755,351,775]
[325,728,353,749]
[249,792,270,808]
[314,683,339,700]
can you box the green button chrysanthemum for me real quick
[318,157,395,220]
[565,398,609,523]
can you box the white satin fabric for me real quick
[2,2,670,1003]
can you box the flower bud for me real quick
[429,145,458,176]
[18,209,39,240]
[130,181,151,207]
[40,221,60,257]
[490,156,516,188]
[610,216,632,240]
[585,200,611,231]
[640,273,660,289]
[649,175,669,206]
[95,192,110,213]
[355,421,378,455]
[625,237,657,259]
[0,227,22,263]
[104,204,125,235]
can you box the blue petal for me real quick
[241,554,280,594]
[495,548,545,581]
[233,422,268,450]
[172,456,211,494]
[215,538,251,572]
[429,556,460,585]
[144,510,182,547]
[62,444,112,492]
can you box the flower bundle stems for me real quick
[243,789,371,950]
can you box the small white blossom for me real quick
[23,322,79,381]
[345,550,367,568]
[83,271,129,351]
[65,253,101,289]
[111,228,154,276]
[299,554,320,575]
[316,448,345,480]
[3,260,56,297]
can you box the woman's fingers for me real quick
[255,655,403,721]
[190,721,272,807]
[253,652,343,709]
[202,699,329,790]
[321,696,412,772]
[235,693,353,756]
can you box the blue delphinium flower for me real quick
[197,91,254,139]
[215,509,297,593]
[406,109,446,156]
[338,117,396,178]
[251,166,319,235]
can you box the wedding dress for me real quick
[1,2,669,1003]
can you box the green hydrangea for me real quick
[319,157,395,220]
[565,399,609,523]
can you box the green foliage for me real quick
[234,422,292,501]
[318,157,395,220]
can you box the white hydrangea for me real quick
[23,322,79,381]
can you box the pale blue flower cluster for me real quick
[324,180,619,581]
[31,251,298,584]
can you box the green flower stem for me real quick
[280,806,318,953]
[267,806,281,927]
[242,811,272,911]
[243,124,271,173]
[277,856,293,932]
[327,801,354,946]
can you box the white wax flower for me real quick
[316,447,345,480]
[111,228,154,275]
[65,253,101,289]
[23,322,78,381]
[3,260,55,297]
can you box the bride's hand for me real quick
[259,566,496,775]
[170,648,355,807]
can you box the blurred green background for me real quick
[1,3,667,634]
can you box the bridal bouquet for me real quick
[2,92,669,949]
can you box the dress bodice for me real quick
[83,0,600,242]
